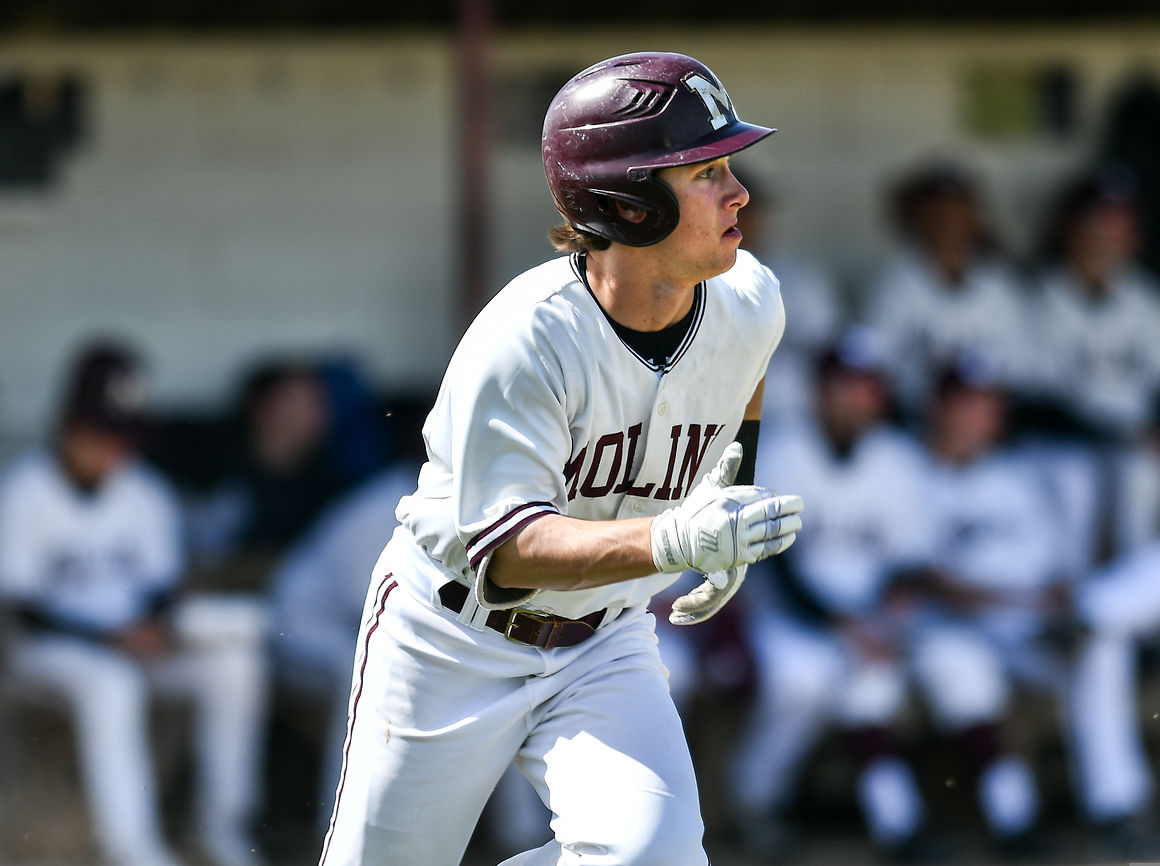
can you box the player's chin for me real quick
[714,245,741,274]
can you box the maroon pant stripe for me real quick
[319,574,397,865]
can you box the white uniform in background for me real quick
[1112,441,1160,555]
[865,250,1031,414]
[1070,542,1160,825]
[319,250,784,866]
[1029,265,1160,571]
[909,447,1063,838]
[0,449,267,866]
[1033,266,1160,439]
[731,419,930,846]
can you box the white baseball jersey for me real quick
[866,249,1032,410]
[755,420,930,616]
[0,449,182,633]
[397,249,784,620]
[1033,265,1160,437]
[924,449,1060,596]
[323,249,784,866]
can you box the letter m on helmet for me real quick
[683,73,734,131]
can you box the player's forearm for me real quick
[488,513,658,592]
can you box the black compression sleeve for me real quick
[734,419,760,485]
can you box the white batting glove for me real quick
[650,442,805,575]
[669,564,749,626]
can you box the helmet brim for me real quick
[627,121,776,176]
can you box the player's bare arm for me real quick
[488,450,801,593]
[490,379,799,595]
[488,514,657,592]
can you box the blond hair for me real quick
[547,222,611,253]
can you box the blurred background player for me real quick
[902,353,1069,857]
[729,327,933,859]
[185,358,344,592]
[1064,391,1160,858]
[864,162,1032,421]
[1030,163,1160,443]
[1025,164,1160,579]
[0,340,268,866]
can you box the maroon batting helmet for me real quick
[542,52,776,247]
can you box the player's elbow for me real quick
[486,540,537,590]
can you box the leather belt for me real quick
[438,581,606,650]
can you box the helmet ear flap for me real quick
[586,182,680,247]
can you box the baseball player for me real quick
[730,327,933,858]
[319,52,804,866]
[1026,167,1160,573]
[0,341,268,866]
[1031,165,1160,441]
[864,163,1033,420]
[905,354,1069,854]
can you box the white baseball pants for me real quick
[6,621,267,865]
[320,542,707,866]
[1070,543,1160,820]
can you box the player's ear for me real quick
[615,200,648,224]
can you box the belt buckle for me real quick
[504,607,558,646]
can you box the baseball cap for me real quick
[58,340,149,437]
[816,325,885,378]
[934,347,1004,396]
[1060,162,1139,219]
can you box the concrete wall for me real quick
[0,35,457,449]
[0,27,1157,449]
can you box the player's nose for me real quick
[726,168,749,210]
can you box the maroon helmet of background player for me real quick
[542,51,776,247]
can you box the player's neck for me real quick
[584,248,696,332]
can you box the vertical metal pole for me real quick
[457,0,492,333]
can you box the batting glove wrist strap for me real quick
[649,442,805,574]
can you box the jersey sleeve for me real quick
[0,464,41,600]
[443,307,577,607]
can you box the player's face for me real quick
[935,387,1006,461]
[1067,204,1138,284]
[59,424,133,486]
[654,157,749,283]
[818,370,886,441]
